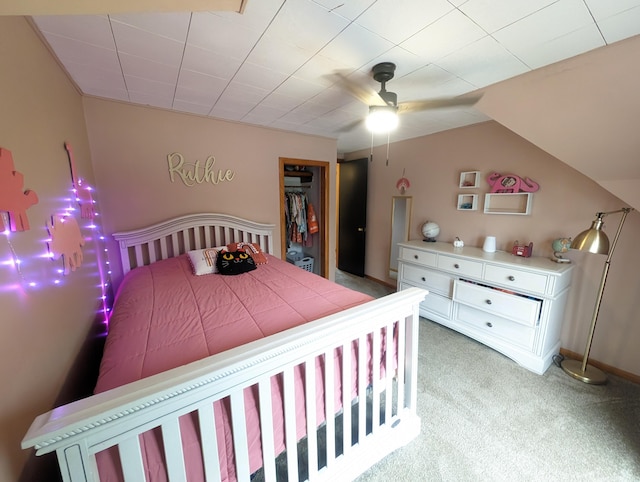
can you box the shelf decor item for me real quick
[551,237,572,263]
[421,221,440,242]
[560,207,634,384]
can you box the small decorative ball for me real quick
[422,221,440,241]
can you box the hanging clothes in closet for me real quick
[284,191,316,247]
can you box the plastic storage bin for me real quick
[294,256,314,272]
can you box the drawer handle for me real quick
[414,255,419,259]
[485,299,492,305]
[421,277,426,282]
[486,322,493,328]
[454,263,460,269]
[508,275,515,281]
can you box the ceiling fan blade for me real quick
[335,118,364,133]
[331,71,387,107]
[397,93,483,113]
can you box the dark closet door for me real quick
[338,158,368,277]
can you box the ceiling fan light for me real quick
[366,106,399,133]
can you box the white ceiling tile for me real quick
[400,9,488,62]
[66,63,127,93]
[459,0,557,33]
[124,75,175,98]
[128,93,173,109]
[173,84,216,107]
[242,104,290,124]
[492,0,597,52]
[218,82,270,105]
[355,0,455,44]
[319,23,394,69]
[312,0,377,21]
[38,33,120,69]
[187,11,261,57]
[180,45,242,79]
[109,12,191,42]
[436,36,530,88]
[506,25,605,69]
[245,36,312,76]
[232,62,289,91]
[259,91,309,111]
[274,76,326,103]
[583,0,640,20]
[209,100,254,120]
[595,7,640,43]
[171,99,212,116]
[211,0,284,32]
[111,20,185,66]
[33,15,115,48]
[266,0,349,53]
[119,52,179,84]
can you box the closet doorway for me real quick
[279,157,329,278]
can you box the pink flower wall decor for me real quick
[47,214,85,274]
[64,142,95,219]
[0,147,39,231]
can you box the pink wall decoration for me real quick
[486,172,540,193]
[47,214,85,274]
[64,142,95,219]
[0,147,39,231]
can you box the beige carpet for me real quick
[336,272,640,482]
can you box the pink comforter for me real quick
[95,254,374,481]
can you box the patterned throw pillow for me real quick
[216,250,257,275]
[187,247,226,275]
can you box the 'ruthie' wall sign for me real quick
[167,152,235,187]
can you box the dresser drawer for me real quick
[453,280,541,327]
[437,254,483,278]
[456,304,536,350]
[421,292,452,319]
[484,265,548,295]
[401,265,453,296]
[400,247,437,267]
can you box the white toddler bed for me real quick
[22,213,427,482]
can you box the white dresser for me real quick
[397,241,573,374]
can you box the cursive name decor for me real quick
[167,152,235,187]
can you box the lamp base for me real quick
[560,358,607,385]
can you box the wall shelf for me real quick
[459,171,480,188]
[457,194,478,211]
[484,192,532,215]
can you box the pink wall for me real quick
[82,97,338,288]
[0,17,102,481]
[347,121,640,378]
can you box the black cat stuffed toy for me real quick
[216,249,257,275]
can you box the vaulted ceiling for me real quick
[8,0,640,207]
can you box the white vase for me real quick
[483,236,496,253]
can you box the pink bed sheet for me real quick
[94,254,377,482]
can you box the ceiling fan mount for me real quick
[371,62,398,107]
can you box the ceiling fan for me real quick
[335,62,482,133]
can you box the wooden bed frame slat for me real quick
[23,213,425,482]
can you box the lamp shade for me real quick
[570,215,609,255]
[366,105,399,133]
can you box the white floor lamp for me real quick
[561,207,634,384]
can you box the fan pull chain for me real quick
[370,131,374,162]
[386,132,390,166]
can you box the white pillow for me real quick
[187,246,226,275]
